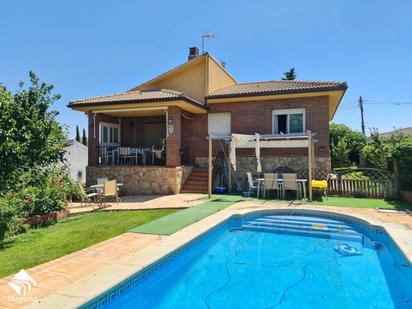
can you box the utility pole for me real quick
[359,96,365,136]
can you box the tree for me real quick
[0,71,66,191]
[282,68,297,80]
[330,123,366,167]
[75,125,80,142]
[82,128,87,146]
[363,130,412,190]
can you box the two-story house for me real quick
[68,47,347,195]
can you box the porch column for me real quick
[88,112,99,166]
[166,106,181,167]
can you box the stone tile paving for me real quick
[68,193,206,214]
[1,199,412,308]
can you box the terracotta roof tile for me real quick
[68,89,201,107]
[207,80,347,98]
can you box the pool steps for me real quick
[242,215,364,242]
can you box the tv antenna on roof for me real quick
[202,33,216,53]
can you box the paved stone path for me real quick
[1,199,412,308]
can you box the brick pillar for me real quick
[166,106,181,167]
[87,112,99,166]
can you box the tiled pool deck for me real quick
[1,200,412,308]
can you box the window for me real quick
[272,108,305,134]
[208,113,231,136]
[100,122,120,145]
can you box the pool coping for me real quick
[25,203,412,308]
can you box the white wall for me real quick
[64,140,88,183]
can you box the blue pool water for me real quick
[95,212,412,309]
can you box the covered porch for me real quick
[93,107,169,166]
[79,99,207,194]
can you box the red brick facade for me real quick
[166,106,182,167]
[181,96,330,164]
[88,95,331,170]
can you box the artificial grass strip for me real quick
[129,196,243,235]
[311,196,412,210]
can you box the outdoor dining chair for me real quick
[119,147,134,165]
[246,172,258,197]
[78,183,99,206]
[282,173,302,200]
[97,177,108,185]
[263,173,281,199]
[97,180,121,207]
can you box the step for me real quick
[181,189,208,194]
[253,217,355,232]
[246,220,360,236]
[187,175,208,181]
[182,184,208,191]
[185,180,208,186]
[264,215,351,227]
[189,172,208,178]
[242,224,363,242]
[190,169,208,174]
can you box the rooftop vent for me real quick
[188,47,199,60]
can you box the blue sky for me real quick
[1,0,411,138]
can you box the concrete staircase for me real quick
[181,168,208,194]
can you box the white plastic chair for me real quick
[246,172,258,197]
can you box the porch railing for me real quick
[98,145,165,166]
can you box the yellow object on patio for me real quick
[311,180,328,189]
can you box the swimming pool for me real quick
[86,211,412,308]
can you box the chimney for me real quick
[188,47,199,60]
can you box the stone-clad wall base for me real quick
[195,155,331,190]
[233,155,331,189]
[86,166,192,195]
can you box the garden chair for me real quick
[119,147,133,165]
[246,172,258,197]
[263,173,281,199]
[282,173,301,200]
[97,177,108,185]
[97,180,121,207]
[78,183,99,206]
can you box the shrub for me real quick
[363,130,412,191]
[0,196,27,241]
[0,165,79,240]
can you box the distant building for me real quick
[64,140,88,182]
[379,127,412,139]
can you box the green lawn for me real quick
[0,210,176,278]
[237,192,412,210]
[311,196,412,209]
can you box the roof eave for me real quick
[67,96,207,111]
[206,85,347,100]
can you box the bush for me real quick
[330,123,366,167]
[0,196,27,241]
[0,165,80,240]
[363,130,412,191]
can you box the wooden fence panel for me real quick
[327,178,395,198]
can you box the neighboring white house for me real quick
[379,127,412,139]
[64,140,88,182]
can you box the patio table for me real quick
[90,183,124,190]
[256,178,307,200]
